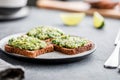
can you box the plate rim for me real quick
[0,33,96,60]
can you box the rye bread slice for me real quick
[5,44,54,58]
[53,41,94,55]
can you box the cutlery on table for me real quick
[104,42,120,68]
[104,30,120,68]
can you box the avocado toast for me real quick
[5,26,94,58]
[5,35,54,58]
[52,35,94,55]
[27,26,64,42]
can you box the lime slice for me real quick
[93,12,104,29]
[60,13,86,26]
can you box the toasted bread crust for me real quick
[5,44,54,58]
[5,41,94,57]
[53,41,94,55]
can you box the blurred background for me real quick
[0,0,120,20]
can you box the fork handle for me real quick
[104,45,120,68]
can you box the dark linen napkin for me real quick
[0,59,24,80]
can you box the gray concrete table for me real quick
[0,7,120,80]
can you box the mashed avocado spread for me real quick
[52,35,89,49]
[27,26,64,40]
[8,35,47,51]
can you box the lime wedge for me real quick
[60,13,86,26]
[93,12,104,29]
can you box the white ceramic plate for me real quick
[0,33,96,63]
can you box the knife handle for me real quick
[104,44,120,68]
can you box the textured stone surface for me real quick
[0,7,120,80]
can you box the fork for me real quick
[104,42,120,68]
[104,30,120,68]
